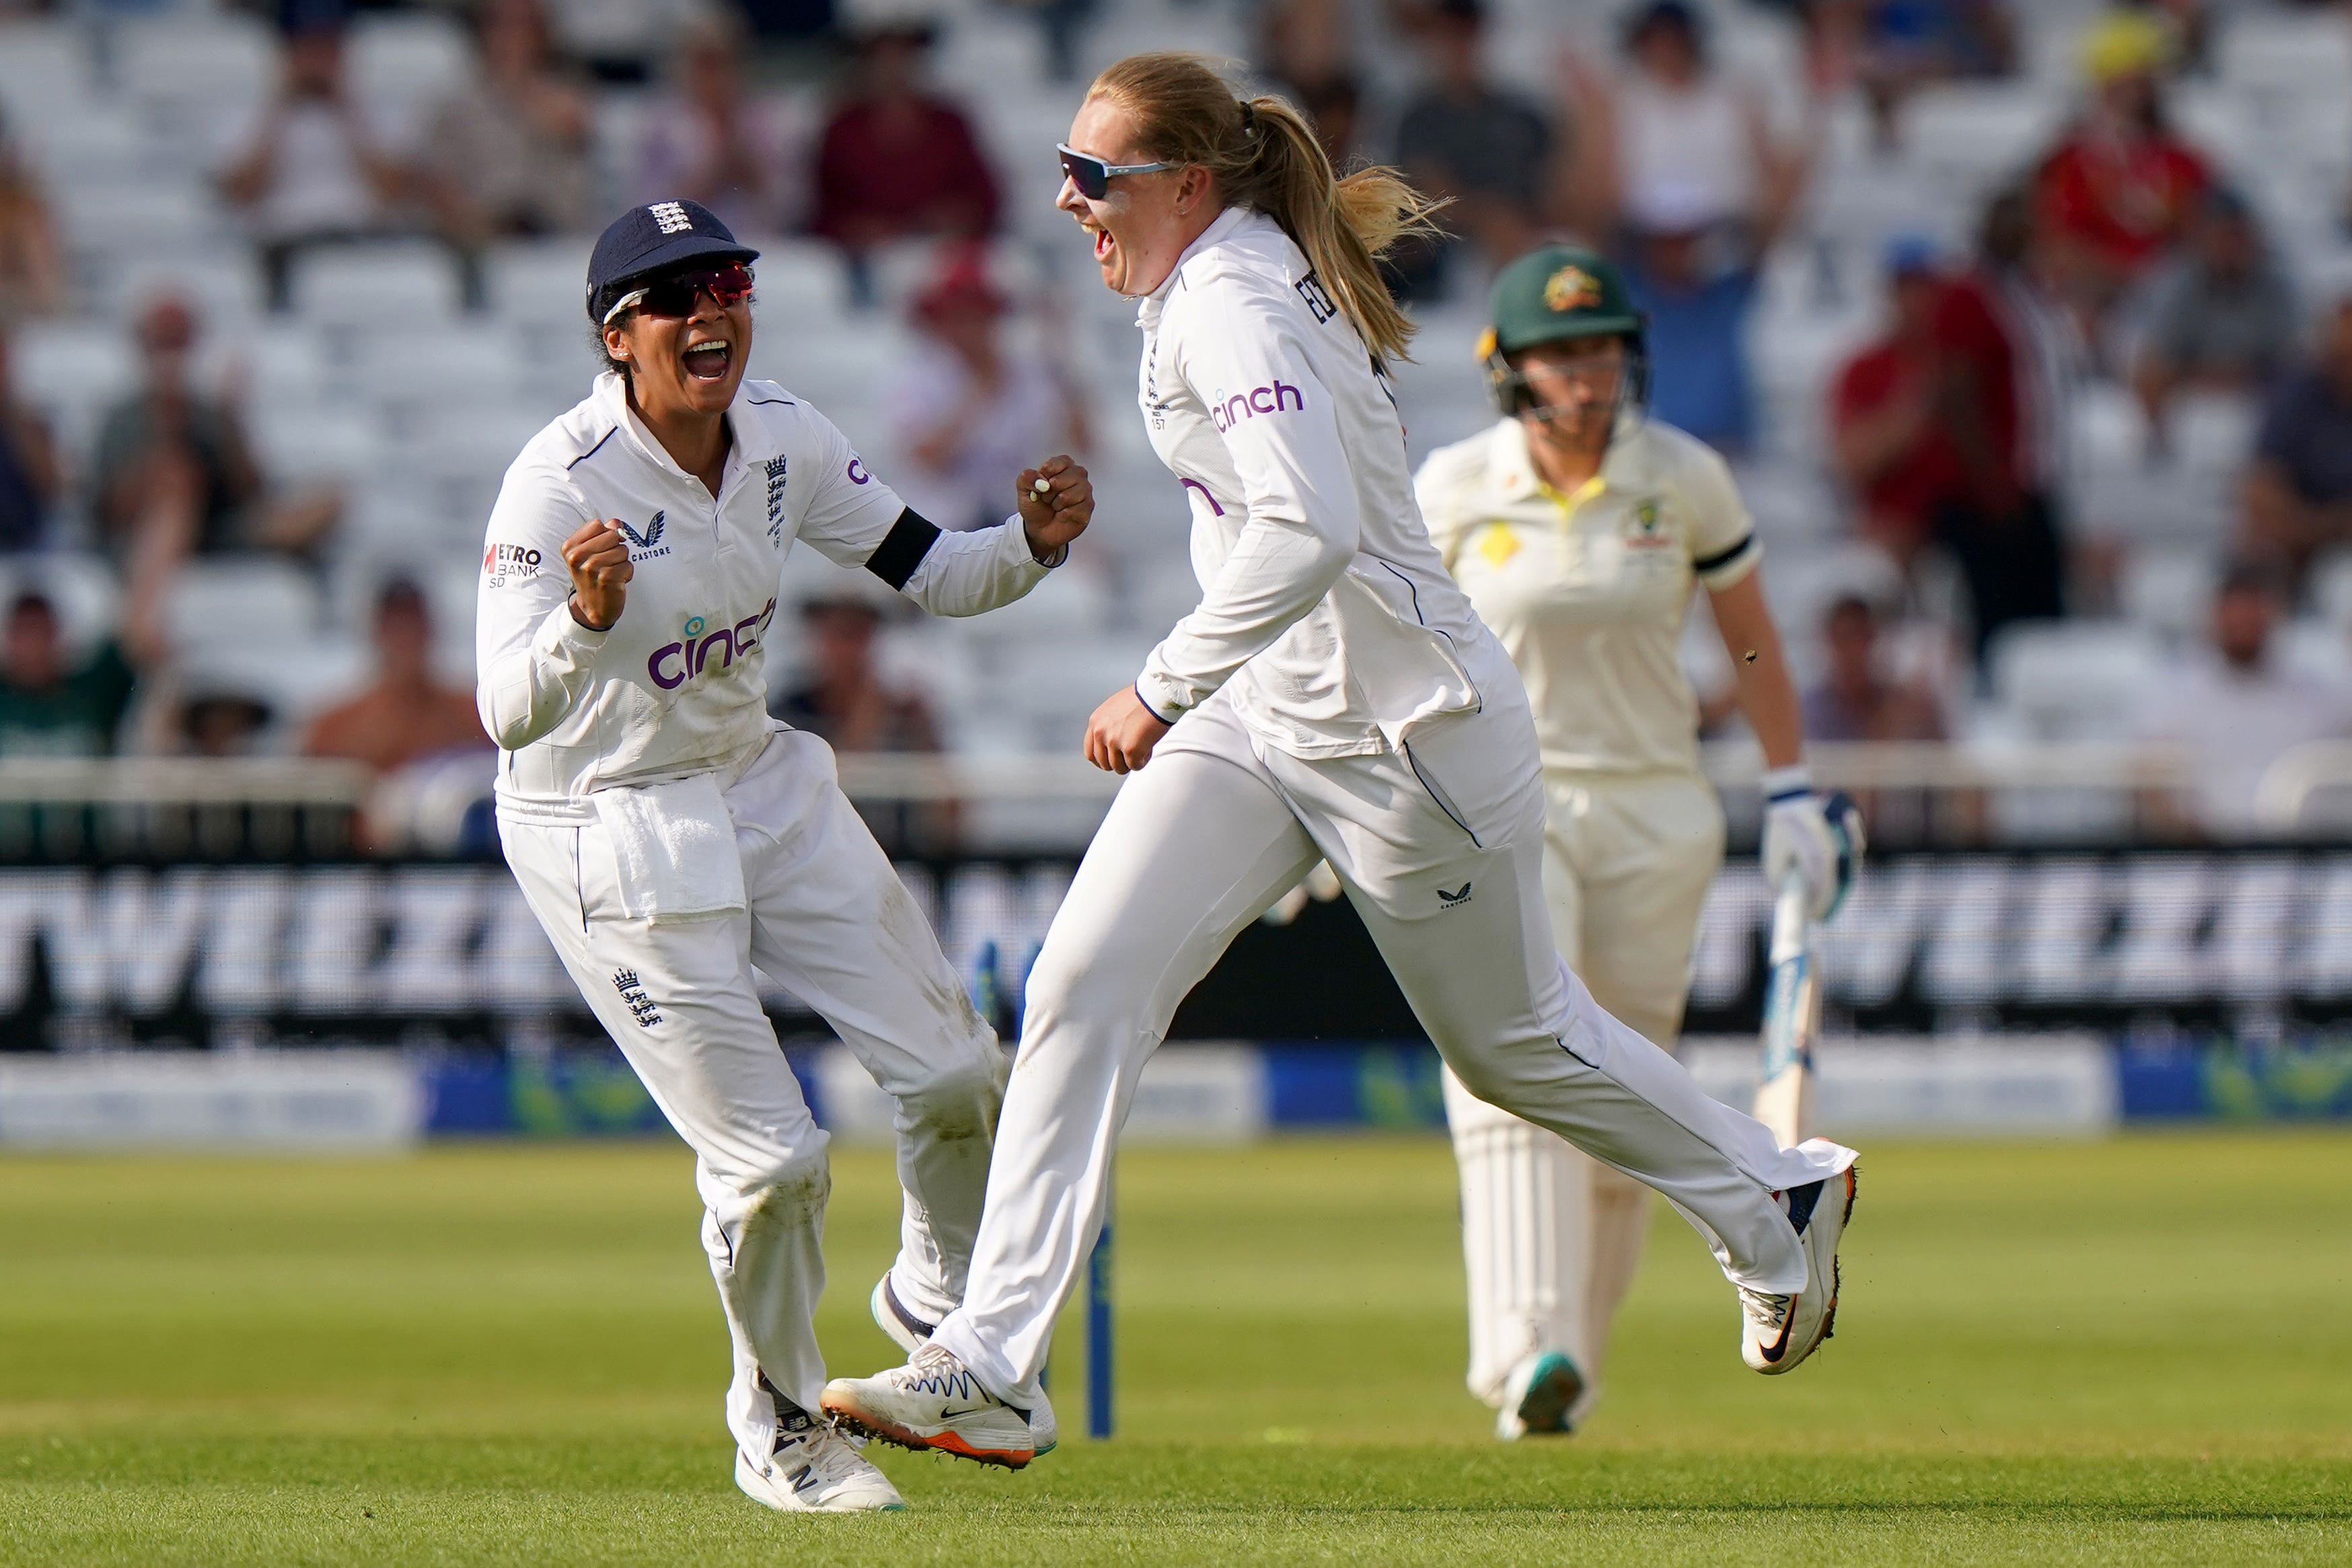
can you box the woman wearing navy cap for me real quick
[477,198,1093,1513]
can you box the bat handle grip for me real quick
[1767,870,1810,967]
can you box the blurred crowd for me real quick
[1,0,2351,847]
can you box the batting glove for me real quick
[1761,766,1865,922]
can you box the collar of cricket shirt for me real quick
[592,370,780,487]
[1137,204,1261,326]
[1488,411,1655,514]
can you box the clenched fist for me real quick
[1017,455,1093,562]
[561,519,634,630]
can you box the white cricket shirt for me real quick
[478,372,1053,818]
[1132,207,1496,757]
[1417,415,1761,776]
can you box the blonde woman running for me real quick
[1424,245,1860,1440]
[823,55,1858,1468]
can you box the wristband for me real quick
[1761,763,1812,803]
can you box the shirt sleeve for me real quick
[1135,281,1364,722]
[897,515,1057,617]
[1679,438,1763,590]
[791,407,910,569]
[474,458,607,751]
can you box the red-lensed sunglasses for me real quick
[601,263,756,326]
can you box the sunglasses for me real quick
[602,263,756,326]
[1056,143,1177,200]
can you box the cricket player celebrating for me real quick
[823,54,1858,1468]
[478,198,1091,1511]
[1422,246,1860,1440]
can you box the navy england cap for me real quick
[586,199,761,324]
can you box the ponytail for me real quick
[1086,53,1447,363]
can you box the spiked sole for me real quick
[1762,1165,1857,1376]
[819,1401,1032,1470]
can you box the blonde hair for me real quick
[1087,52,1446,363]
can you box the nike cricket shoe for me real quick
[821,1342,1038,1469]
[735,1413,906,1513]
[1495,1348,1585,1440]
[1739,1165,1858,1375]
[869,1275,1057,1454]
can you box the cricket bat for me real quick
[1753,871,1819,1146]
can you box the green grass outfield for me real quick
[2,1129,2348,1566]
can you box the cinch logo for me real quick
[846,457,871,486]
[1209,381,1304,433]
[648,201,692,235]
[647,597,776,689]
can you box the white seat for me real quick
[168,558,324,655]
[485,239,599,325]
[291,242,467,324]
[0,21,94,119]
[0,554,121,658]
[2119,548,2215,642]
[348,12,472,114]
[57,182,215,260]
[1987,622,2163,742]
[116,15,277,112]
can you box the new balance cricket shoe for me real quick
[821,1343,1039,1469]
[1739,1165,1858,1375]
[734,1418,906,1513]
[1495,1349,1585,1440]
[868,1275,1057,1455]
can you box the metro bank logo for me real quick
[1208,380,1304,433]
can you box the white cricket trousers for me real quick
[501,727,1006,1462]
[928,685,1853,1406]
[1442,770,1724,1417]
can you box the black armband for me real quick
[864,507,942,591]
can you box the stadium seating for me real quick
[5,0,2352,802]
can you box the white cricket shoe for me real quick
[821,1343,1039,1469]
[869,1275,1058,1454]
[1739,1165,1858,1375]
[1496,1349,1585,1440]
[734,1425,906,1513]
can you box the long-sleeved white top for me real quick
[1131,207,1502,757]
[477,372,1054,819]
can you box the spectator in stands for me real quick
[90,294,342,566]
[1831,236,1960,568]
[1558,2,1813,453]
[998,0,1098,85]
[1259,0,1355,107]
[2030,9,2211,347]
[2241,295,2352,592]
[0,329,60,554]
[1935,188,2076,667]
[1388,0,1553,297]
[2136,559,2352,838]
[636,11,799,235]
[0,108,65,318]
[1785,0,2018,155]
[301,579,486,776]
[178,691,276,758]
[809,18,1001,306]
[0,578,168,759]
[417,0,597,304]
[771,591,954,854]
[216,14,412,313]
[2131,188,2296,458]
[1802,593,1948,743]
[884,248,1089,535]
[1294,75,1366,171]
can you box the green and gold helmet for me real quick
[1477,244,1650,421]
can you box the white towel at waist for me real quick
[589,773,747,920]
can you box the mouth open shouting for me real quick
[682,336,733,382]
